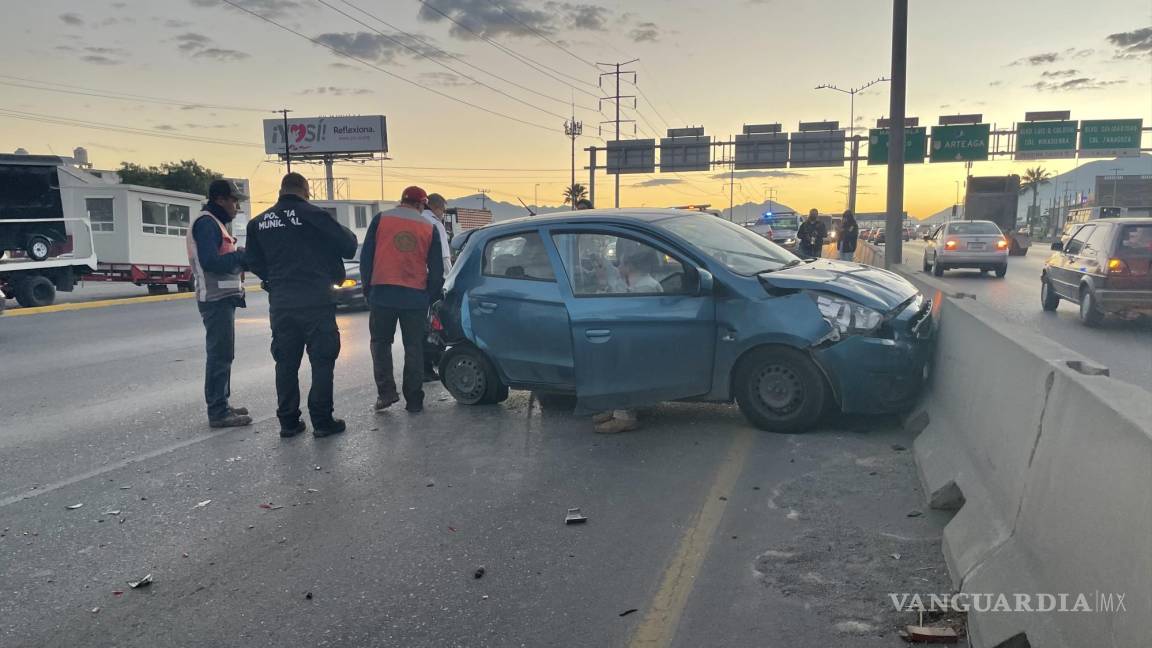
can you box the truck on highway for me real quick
[965,175,1031,256]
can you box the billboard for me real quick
[1079,119,1143,158]
[929,124,990,162]
[1015,120,1077,160]
[735,132,789,169]
[660,135,711,172]
[789,130,845,167]
[263,115,388,156]
[606,139,656,174]
[867,127,928,165]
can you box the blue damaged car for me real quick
[434,209,933,432]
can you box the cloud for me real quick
[709,170,803,180]
[1041,69,1079,77]
[632,178,683,187]
[176,32,212,52]
[59,13,84,26]
[182,123,241,129]
[1028,77,1127,92]
[1108,27,1152,58]
[329,62,357,70]
[81,55,123,65]
[630,21,659,42]
[419,71,471,87]
[189,0,302,20]
[547,2,609,31]
[1064,47,1095,58]
[154,124,178,131]
[164,19,193,28]
[417,0,556,39]
[193,47,250,61]
[174,32,249,60]
[1010,52,1059,66]
[84,46,129,56]
[313,31,447,64]
[299,86,375,96]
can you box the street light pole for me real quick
[816,77,889,215]
[885,0,909,269]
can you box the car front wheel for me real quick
[931,256,945,277]
[1040,275,1060,311]
[734,346,827,433]
[441,345,508,405]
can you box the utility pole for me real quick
[597,59,639,208]
[477,189,489,210]
[564,116,583,204]
[276,108,293,173]
[884,0,909,269]
[815,77,889,215]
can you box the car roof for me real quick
[471,208,706,236]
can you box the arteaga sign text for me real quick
[263,115,388,155]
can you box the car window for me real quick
[946,222,1001,235]
[654,213,796,275]
[1082,225,1113,256]
[482,231,556,281]
[552,233,687,296]
[1116,225,1152,260]
[1065,225,1095,255]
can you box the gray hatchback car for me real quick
[1042,218,1152,325]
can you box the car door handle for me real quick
[477,301,498,311]
[585,329,612,342]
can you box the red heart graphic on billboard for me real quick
[290,124,307,143]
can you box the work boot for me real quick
[375,395,400,411]
[279,420,306,438]
[229,406,249,416]
[313,419,347,438]
[209,413,252,428]
[405,400,424,414]
[591,411,614,424]
[595,416,639,435]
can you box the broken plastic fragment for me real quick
[565,507,588,525]
[90,607,100,614]
[193,500,212,509]
[473,567,486,579]
[66,503,84,510]
[127,574,153,589]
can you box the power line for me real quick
[218,0,556,133]
[316,0,571,122]
[0,74,271,112]
[333,0,602,117]
[0,108,260,147]
[484,0,598,68]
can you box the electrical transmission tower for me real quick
[597,60,638,208]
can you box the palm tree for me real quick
[1020,166,1052,232]
[563,183,588,206]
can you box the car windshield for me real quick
[763,215,800,230]
[948,222,1002,235]
[655,214,798,275]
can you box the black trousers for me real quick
[369,306,426,406]
[270,305,341,427]
[198,300,236,421]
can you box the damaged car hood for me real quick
[759,260,919,311]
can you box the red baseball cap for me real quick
[402,186,428,205]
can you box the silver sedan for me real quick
[921,220,1010,278]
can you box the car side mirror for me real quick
[697,268,714,296]
[1050,241,1064,251]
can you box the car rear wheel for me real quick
[1040,275,1060,311]
[994,264,1007,278]
[931,256,945,277]
[734,346,827,433]
[441,346,507,405]
[1078,286,1104,327]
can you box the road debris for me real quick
[473,567,486,579]
[90,607,100,614]
[226,456,243,463]
[112,591,124,597]
[66,503,83,510]
[619,609,638,617]
[119,486,132,490]
[565,507,588,525]
[447,526,456,533]
[306,488,319,493]
[891,553,902,560]
[127,574,153,589]
[102,510,121,516]
[907,510,923,518]
[193,500,212,509]
[891,444,908,452]
[314,466,321,471]
[305,592,313,600]
[901,625,959,643]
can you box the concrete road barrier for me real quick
[903,271,1152,648]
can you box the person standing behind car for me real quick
[797,208,827,258]
[188,179,251,429]
[245,173,358,439]
[361,186,444,414]
[837,209,859,261]
[420,193,452,381]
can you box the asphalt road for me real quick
[0,294,963,647]
[900,240,1152,392]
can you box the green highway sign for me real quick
[1016,120,1077,160]
[930,124,990,162]
[1079,119,1143,157]
[867,127,928,165]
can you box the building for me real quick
[312,200,383,254]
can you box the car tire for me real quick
[1040,275,1060,311]
[733,346,827,433]
[15,275,56,308]
[922,254,930,272]
[1078,286,1104,327]
[535,392,577,412]
[147,284,170,295]
[441,345,506,405]
[994,264,1007,278]
[931,258,945,277]
[25,235,52,261]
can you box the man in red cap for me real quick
[360,186,445,413]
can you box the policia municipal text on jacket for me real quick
[245,173,358,438]
[189,179,252,429]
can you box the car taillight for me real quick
[944,239,958,249]
[431,314,444,331]
[1107,258,1130,275]
[996,239,1008,250]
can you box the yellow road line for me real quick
[5,285,262,317]
[629,424,756,647]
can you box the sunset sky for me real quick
[1,0,1150,218]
